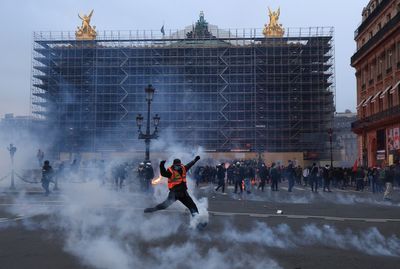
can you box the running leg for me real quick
[178,191,199,216]
[144,191,176,213]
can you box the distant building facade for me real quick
[31,12,335,160]
[334,110,357,167]
[0,114,36,142]
[352,0,400,167]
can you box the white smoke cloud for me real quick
[2,126,399,269]
[222,221,400,257]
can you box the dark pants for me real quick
[288,176,295,192]
[304,176,309,186]
[356,178,364,191]
[323,178,331,192]
[41,179,50,195]
[311,176,318,192]
[258,179,266,191]
[234,179,243,193]
[147,190,199,216]
[271,179,278,191]
[371,178,377,193]
[215,178,225,193]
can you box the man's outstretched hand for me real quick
[195,156,200,161]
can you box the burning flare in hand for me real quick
[151,175,163,185]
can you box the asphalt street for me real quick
[0,183,399,269]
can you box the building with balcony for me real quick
[352,0,400,167]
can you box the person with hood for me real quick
[41,160,53,196]
[257,163,268,192]
[144,161,154,192]
[215,163,226,193]
[137,162,146,191]
[144,156,201,216]
[233,162,244,194]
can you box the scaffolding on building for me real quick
[31,18,335,156]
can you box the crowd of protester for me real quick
[193,159,400,201]
[33,149,400,201]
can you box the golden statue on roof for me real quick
[75,10,97,40]
[263,7,285,37]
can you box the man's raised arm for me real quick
[185,156,201,170]
[160,160,172,178]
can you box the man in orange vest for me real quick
[144,156,201,216]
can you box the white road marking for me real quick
[209,211,400,223]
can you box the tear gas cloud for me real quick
[1,127,400,269]
[8,179,400,269]
[222,222,400,257]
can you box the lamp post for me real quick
[328,128,333,168]
[136,84,160,161]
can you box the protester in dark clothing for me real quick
[137,162,146,191]
[286,161,295,192]
[270,163,280,191]
[194,166,202,187]
[384,165,394,200]
[41,160,53,196]
[323,165,332,192]
[227,165,234,185]
[258,164,268,192]
[295,166,302,185]
[310,163,319,192]
[144,156,200,216]
[111,163,127,190]
[215,164,226,193]
[244,164,254,194]
[356,166,365,191]
[234,163,244,194]
[144,162,154,192]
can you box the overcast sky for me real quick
[0,0,367,117]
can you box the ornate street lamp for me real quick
[136,85,160,161]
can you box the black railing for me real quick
[352,105,400,130]
[352,11,400,65]
[354,0,391,38]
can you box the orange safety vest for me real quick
[167,165,187,189]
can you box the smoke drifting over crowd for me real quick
[0,127,399,269]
